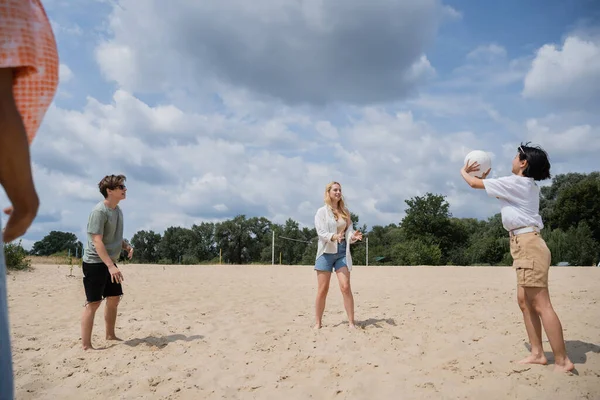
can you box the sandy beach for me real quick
[6,264,600,399]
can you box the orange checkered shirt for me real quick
[0,0,59,144]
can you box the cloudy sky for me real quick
[3,0,600,249]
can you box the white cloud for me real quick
[443,44,530,89]
[95,43,139,90]
[523,35,600,107]
[466,44,507,61]
[407,94,500,118]
[49,20,83,36]
[524,117,600,158]
[93,0,443,104]
[59,63,73,83]
[315,121,339,140]
[442,5,462,21]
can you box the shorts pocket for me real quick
[514,259,542,287]
[514,259,534,270]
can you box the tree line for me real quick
[12,172,600,268]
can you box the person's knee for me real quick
[528,291,552,314]
[85,300,102,311]
[339,283,351,295]
[317,284,330,296]
[105,296,121,308]
[517,292,529,311]
[530,298,550,314]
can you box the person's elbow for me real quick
[468,179,485,189]
[20,193,39,216]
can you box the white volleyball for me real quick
[464,150,492,178]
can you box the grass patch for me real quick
[4,241,32,271]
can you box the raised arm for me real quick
[460,160,490,190]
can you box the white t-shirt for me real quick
[483,174,544,232]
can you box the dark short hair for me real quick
[98,174,126,198]
[518,142,551,181]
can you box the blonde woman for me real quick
[314,182,363,329]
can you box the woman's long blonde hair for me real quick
[324,181,349,221]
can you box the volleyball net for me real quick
[271,231,369,266]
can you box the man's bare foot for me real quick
[517,354,548,365]
[554,359,575,373]
[82,344,95,351]
[106,335,123,341]
[313,323,322,329]
[349,323,358,329]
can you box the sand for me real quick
[6,264,600,399]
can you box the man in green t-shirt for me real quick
[81,174,134,350]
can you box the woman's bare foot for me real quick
[349,322,358,329]
[313,323,322,329]
[82,343,95,351]
[554,358,575,373]
[517,354,548,365]
[106,335,123,341]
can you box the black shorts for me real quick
[82,262,123,303]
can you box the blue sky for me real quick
[2,0,600,249]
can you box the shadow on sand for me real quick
[358,318,397,328]
[124,334,204,349]
[525,340,600,374]
[332,318,397,329]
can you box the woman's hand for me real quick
[463,159,491,178]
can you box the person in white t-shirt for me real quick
[313,181,363,329]
[460,143,574,373]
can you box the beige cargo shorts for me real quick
[509,231,551,287]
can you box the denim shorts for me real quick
[0,225,14,400]
[315,241,347,272]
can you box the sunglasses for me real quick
[113,184,126,190]
[518,146,526,157]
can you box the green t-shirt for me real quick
[83,201,124,264]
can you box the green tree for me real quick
[445,217,483,265]
[246,216,272,262]
[392,240,442,266]
[159,227,194,263]
[366,224,403,265]
[277,218,305,265]
[214,215,267,264]
[543,222,600,266]
[541,172,600,242]
[130,230,162,263]
[189,222,217,262]
[301,239,318,265]
[401,193,457,262]
[464,214,510,265]
[347,212,367,265]
[31,231,82,257]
